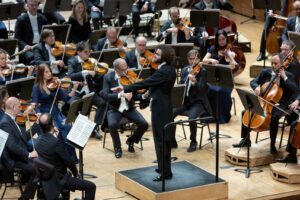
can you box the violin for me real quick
[110,39,130,58]
[16,112,38,125]
[120,70,145,93]
[1,67,12,77]
[176,17,191,31]
[51,41,76,57]
[191,62,202,76]
[139,50,159,70]
[82,58,109,74]
[47,77,75,90]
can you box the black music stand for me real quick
[43,0,72,13]
[156,0,180,11]
[6,76,35,100]
[0,39,17,56]
[190,9,220,28]
[169,43,194,69]
[88,29,107,48]
[131,68,151,79]
[241,0,281,24]
[235,88,264,178]
[42,24,70,44]
[81,92,95,116]
[99,49,120,67]
[102,0,131,27]
[203,63,234,182]
[172,84,186,108]
[288,31,300,51]
[0,2,24,33]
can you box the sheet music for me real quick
[0,129,8,158]
[67,114,96,149]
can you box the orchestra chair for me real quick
[232,97,236,115]
[255,116,290,148]
[0,164,23,200]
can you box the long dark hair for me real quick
[157,45,176,65]
[36,64,52,92]
[0,86,8,109]
[214,29,229,53]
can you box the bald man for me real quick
[282,0,300,41]
[102,58,148,158]
[0,97,41,200]
[125,36,148,69]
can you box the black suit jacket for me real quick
[67,56,104,94]
[250,68,299,108]
[180,66,212,115]
[84,0,101,10]
[156,20,192,44]
[282,16,296,41]
[94,37,107,51]
[35,133,77,200]
[193,0,220,10]
[14,13,48,50]
[0,114,41,172]
[124,64,176,140]
[125,50,140,69]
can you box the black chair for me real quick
[0,165,23,200]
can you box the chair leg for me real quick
[181,123,187,140]
[102,130,107,149]
[232,97,236,116]
[199,126,204,149]
[255,132,259,143]
[207,123,213,144]
[279,119,286,148]
[1,184,7,200]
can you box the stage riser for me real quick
[270,163,300,184]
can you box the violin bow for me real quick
[26,112,36,151]
[49,80,62,115]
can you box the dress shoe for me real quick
[171,141,178,148]
[114,147,122,159]
[270,145,278,155]
[232,139,251,148]
[152,173,173,182]
[256,53,267,61]
[187,141,197,152]
[277,153,298,163]
[155,168,161,174]
[126,139,135,153]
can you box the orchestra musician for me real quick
[35,113,96,200]
[67,41,107,136]
[111,45,176,181]
[67,0,92,44]
[171,49,212,152]
[102,58,148,159]
[193,0,220,10]
[33,29,66,78]
[282,0,300,42]
[232,54,299,154]
[14,0,48,65]
[156,7,192,44]
[132,0,156,38]
[202,29,236,123]
[93,26,125,51]
[125,36,148,69]
[32,64,79,163]
[0,87,8,120]
[0,97,41,200]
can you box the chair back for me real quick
[33,158,55,180]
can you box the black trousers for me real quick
[63,177,96,200]
[132,3,155,36]
[14,159,36,200]
[240,108,298,146]
[286,120,298,155]
[259,15,276,54]
[172,103,207,143]
[107,108,148,148]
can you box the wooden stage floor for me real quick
[2,9,300,200]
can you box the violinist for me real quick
[202,29,236,123]
[32,64,79,163]
[14,0,48,65]
[94,26,125,51]
[233,54,299,154]
[171,49,212,152]
[282,0,300,42]
[33,29,66,78]
[156,7,192,44]
[132,0,156,38]
[125,36,148,69]
[102,58,148,159]
[0,86,8,120]
[68,41,108,134]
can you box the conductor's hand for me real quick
[111,85,124,92]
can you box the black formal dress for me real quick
[0,114,41,200]
[14,12,48,64]
[124,63,176,177]
[102,71,148,149]
[35,133,96,200]
[67,17,91,43]
[240,68,299,147]
[172,66,212,144]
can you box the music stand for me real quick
[99,49,120,67]
[0,2,24,33]
[172,84,185,108]
[241,0,281,24]
[5,77,35,100]
[90,51,101,60]
[235,88,264,178]
[202,63,234,182]
[288,31,300,51]
[131,68,151,79]
[169,43,194,69]
[42,24,71,44]
[190,9,220,28]
[88,29,107,47]
[0,39,17,56]
[58,0,72,12]
[66,99,82,124]
[155,0,180,11]
[81,92,95,116]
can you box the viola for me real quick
[51,41,76,57]
[139,50,159,70]
[82,58,109,75]
[110,39,130,58]
[120,70,145,93]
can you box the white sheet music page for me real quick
[0,129,8,158]
[67,114,96,148]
